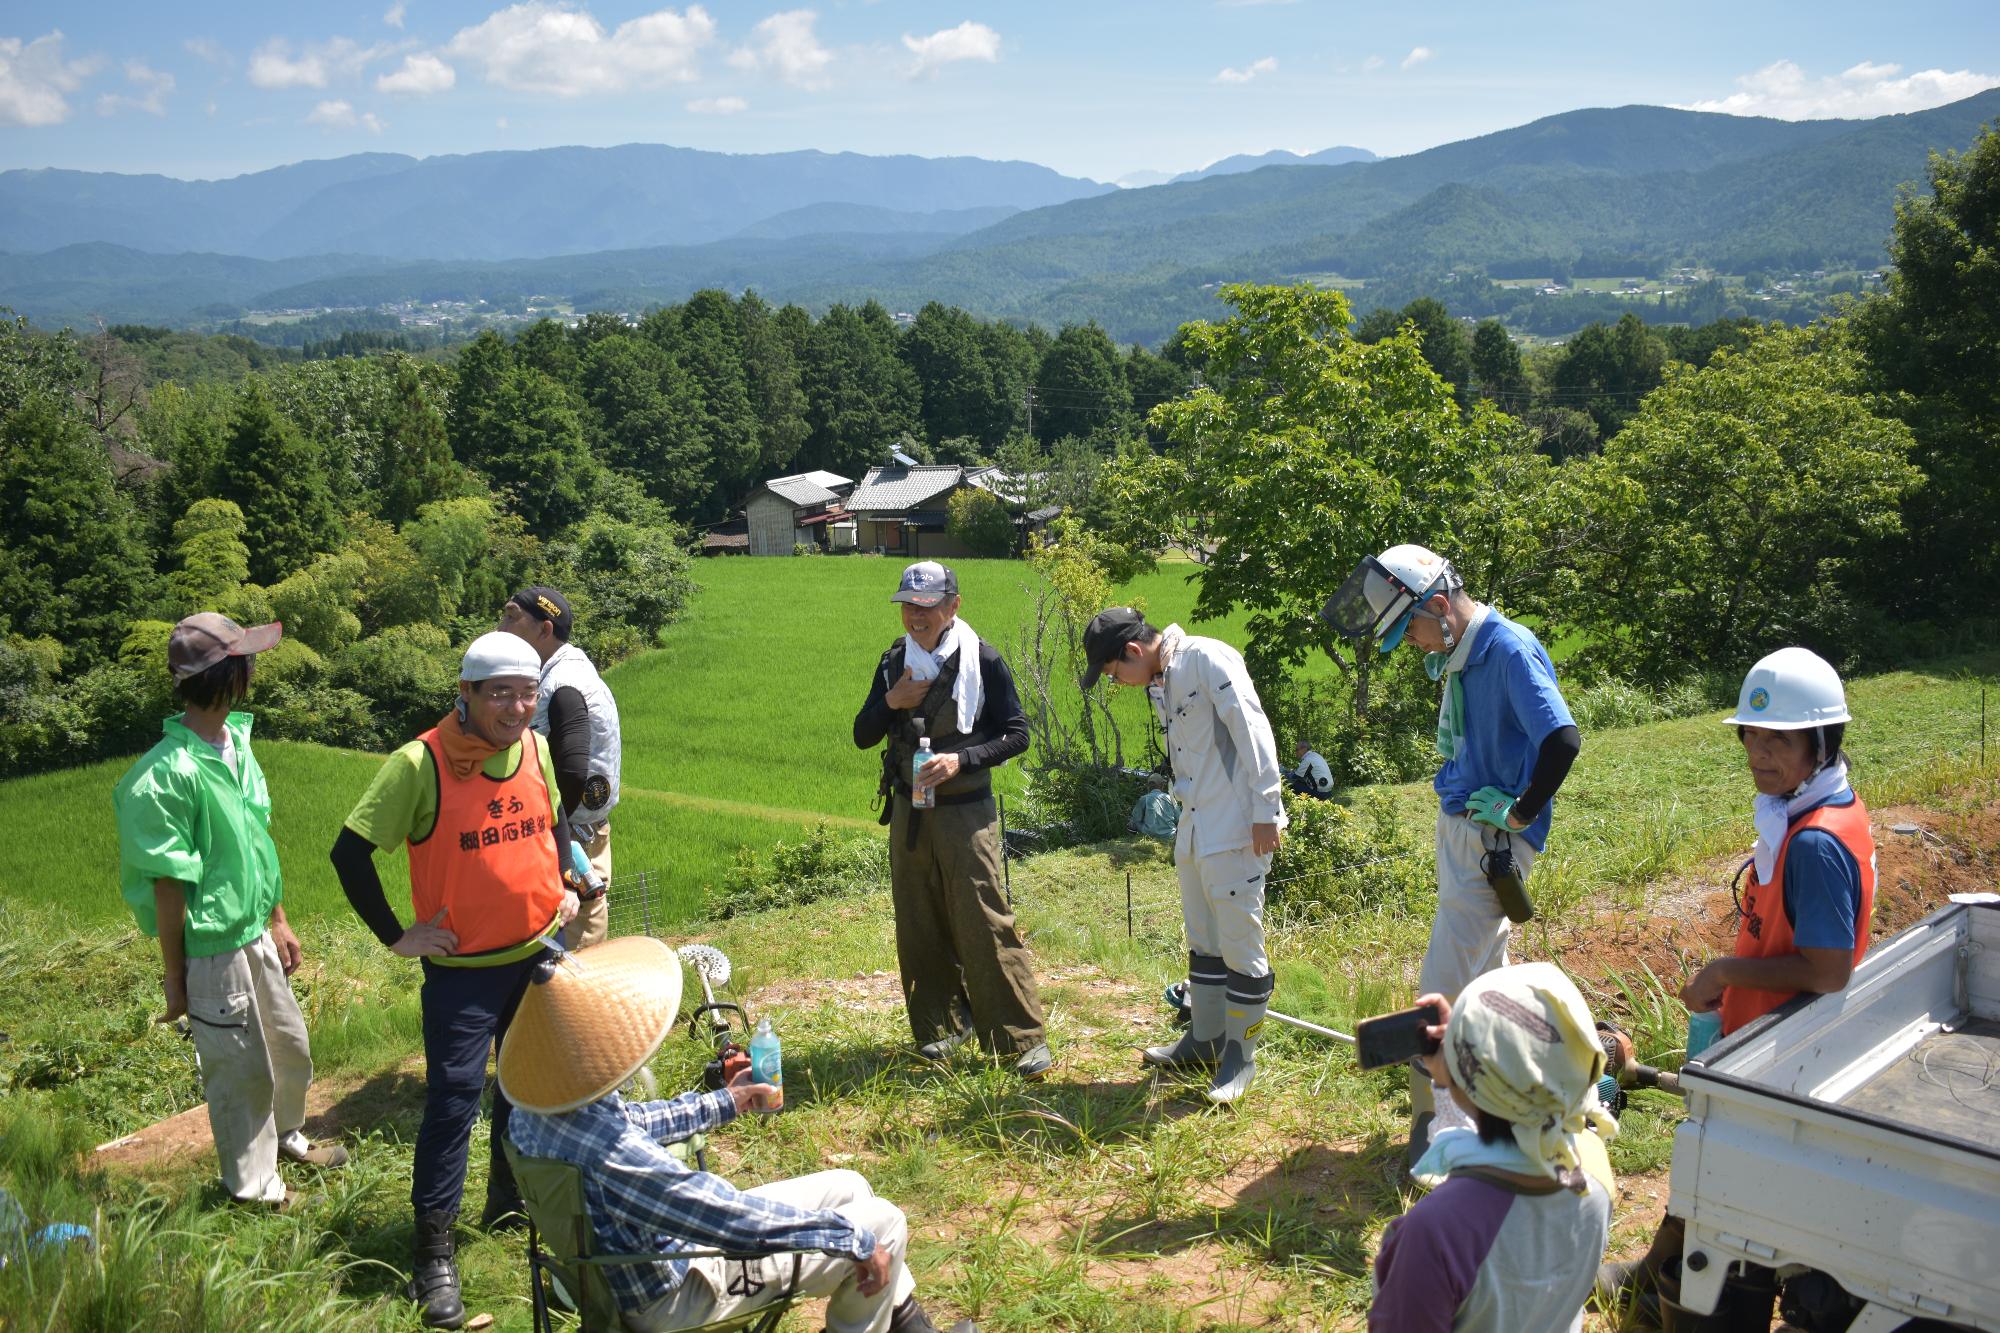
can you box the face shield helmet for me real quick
[1321,544,1456,653]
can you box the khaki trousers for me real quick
[563,821,612,951]
[625,1170,916,1333]
[184,930,314,1203]
[1417,810,1539,1002]
[1175,844,1272,978]
[888,793,1046,1053]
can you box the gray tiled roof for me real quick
[845,464,965,514]
[797,469,853,493]
[763,473,840,508]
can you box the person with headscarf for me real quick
[1370,962,1616,1333]
[1598,647,1875,1326]
[503,937,974,1333]
[851,561,1050,1080]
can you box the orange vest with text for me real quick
[407,727,564,961]
[1719,797,1875,1035]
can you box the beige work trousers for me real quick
[625,1170,916,1333]
[183,930,314,1203]
[888,793,1046,1053]
[1175,844,1272,978]
[563,821,612,951]
[1417,810,1540,1002]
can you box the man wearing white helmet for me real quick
[1599,646,1876,1325]
[1324,545,1581,1165]
[330,631,583,1329]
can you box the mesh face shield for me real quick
[1322,554,1447,653]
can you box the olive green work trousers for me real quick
[887,792,1046,1055]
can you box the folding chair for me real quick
[505,1143,801,1333]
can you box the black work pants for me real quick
[412,954,539,1216]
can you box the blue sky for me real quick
[4,1,1998,184]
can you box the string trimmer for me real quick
[1162,980,1356,1046]
[680,944,752,1090]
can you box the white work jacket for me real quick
[1149,625,1287,859]
[1294,750,1334,795]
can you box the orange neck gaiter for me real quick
[435,707,504,782]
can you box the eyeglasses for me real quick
[480,688,538,705]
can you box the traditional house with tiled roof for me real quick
[746,469,854,555]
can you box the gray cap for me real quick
[168,613,281,681]
[890,561,958,607]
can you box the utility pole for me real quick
[1024,385,1035,439]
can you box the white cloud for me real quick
[1679,59,2000,120]
[306,98,386,132]
[248,37,391,90]
[729,10,831,90]
[902,20,999,77]
[496,114,508,128]
[378,52,456,94]
[384,2,408,28]
[687,94,746,113]
[1401,46,1432,70]
[0,30,98,127]
[184,37,230,67]
[1361,54,1384,72]
[97,59,175,116]
[1215,56,1277,85]
[448,3,715,95]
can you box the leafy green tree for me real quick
[1470,320,1525,401]
[139,379,234,542]
[216,382,341,584]
[739,291,811,478]
[377,358,465,524]
[1548,312,1666,437]
[902,303,996,445]
[1124,343,1190,441]
[578,334,707,514]
[802,303,922,477]
[515,318,580,384]
[947,485,1015,557]
[1109,283,1525,710]
[342,514,447,632]
[268,551,366,654]
[1035,323,1130,443]
[1853,124,2000,606]
[168,498,252,614]
[544,506,695,660]
[454,361,597,537]
[1558,326,1920,678]
[0,395,154,666]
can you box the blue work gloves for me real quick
[1465,786,1519,830]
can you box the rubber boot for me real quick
[1206,970,1272,1106]
[407,1209,466,1330]
[1144,954,1226,1069]
[888,1294,978,1332]
[1405,1068,1437,1171]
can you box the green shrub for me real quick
[713,822,888,917]
[1268,792,1430,920]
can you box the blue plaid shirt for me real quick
[509,1089,876,1314]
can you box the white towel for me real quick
[902,617,983,737]
[1751,759,1850,883]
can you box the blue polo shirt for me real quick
[1435,612,1573,851]
[1780,791,1864,951]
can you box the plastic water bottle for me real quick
[1686,1009,1723,1060]
[911,736,935,809]
[749,1017,783,1101]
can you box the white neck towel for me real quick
[1752,758,1851,883]
[903,616,983,737]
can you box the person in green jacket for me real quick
[113,613,349,1207]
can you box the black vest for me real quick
[878,640,993,802]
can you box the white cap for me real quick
[461,630,542,683]
[1724,646,1851,729]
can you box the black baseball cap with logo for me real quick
[510,586,573,640]
[1080,607,1151,688]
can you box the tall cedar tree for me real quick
[802,302,921,478]
[0,394,154,666]
[218,381,340,584]
[377,359,462,524]
[739,292,811,478]
[1035,323,1130,443]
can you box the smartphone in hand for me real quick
[1355,1001,1443,1071]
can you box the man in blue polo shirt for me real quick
[1325,544,1581,1166]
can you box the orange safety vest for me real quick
[407,727,564,964]
[1719,796,1875,1035]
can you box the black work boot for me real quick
[478,1186,526,1234]
[407,1209,466,1330]
[887,1295,977,1333]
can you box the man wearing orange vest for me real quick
[331,632,581,1330]
[1599,647,1875,1327]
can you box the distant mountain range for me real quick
[0,143,1106,261]
[5,91,1997,345]
[1171,146,1378,182]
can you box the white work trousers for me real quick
[562,821,612,951]
[183,930,314,1203]
[1176,845,1272,978]
[627,1170,917,1333]
[1417,811,1539,1002]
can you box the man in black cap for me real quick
[853,561,1052,1080]
[499,586,622,950]
[1082,609,1285,1105]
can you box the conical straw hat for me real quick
[498,936,684,1114]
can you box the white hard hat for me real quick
[461,630,542,683]
[1323,543,1457,653]
[1724,647,1851,729]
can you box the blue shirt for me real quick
[1781,792,1864,952]
[508,1090,875,1314]
[1435,612,1574,852]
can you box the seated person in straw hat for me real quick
[1369,962,1615,1333]
[503,938,975,1333]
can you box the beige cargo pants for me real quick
[184,930,314,1203]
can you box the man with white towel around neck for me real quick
[852,561,1051,1080]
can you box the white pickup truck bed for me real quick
[1668,901,2000,1332]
